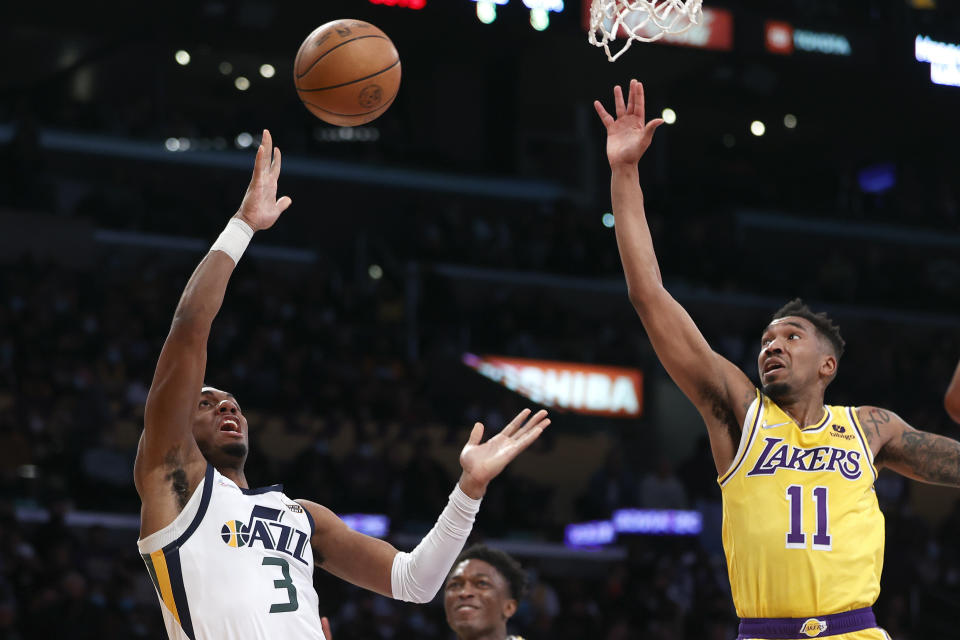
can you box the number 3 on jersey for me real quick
[263,557,299,613]
[785,485,832,551]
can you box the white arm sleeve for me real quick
[390,483,482,603]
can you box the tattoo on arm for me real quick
[862,408,891,441]
[879,429,960,487]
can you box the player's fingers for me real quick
[276,195,293,213]
[637,81,646,124]
[252,144,266,178]
[262,129,273,157]
[647,118,665,137]
[321,616,333,639]
[502,408,532,437]
[272,146,282,175]
[614,85,626,117]
[626,79,636,115]
[468,422,484,445]
[513,423,548,453]
[512,411,549,439]
[594,101,614,128]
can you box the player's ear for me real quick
[502,598,518,620]
[820,353,837,381]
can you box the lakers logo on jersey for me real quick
[220,520,251,547]
[800,618,827,637]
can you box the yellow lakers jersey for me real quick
[719,392,884,618]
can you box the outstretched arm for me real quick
[594,80,755,474]
[946,361,960,423]
[860,406,960,486]
[134,130,292,537]
[299,409,550,600]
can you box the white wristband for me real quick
[390,484,482,603]
[210,218,254,265]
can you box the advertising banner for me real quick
[463,353,643,417]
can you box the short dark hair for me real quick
[771,298,845,359]
[450,544,528,600]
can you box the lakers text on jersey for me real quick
[719,393,884,620]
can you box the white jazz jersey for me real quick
[137,464,325,640]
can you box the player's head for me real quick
[759,299,845,402]
[444,544,527,640]
[192,386,249,470]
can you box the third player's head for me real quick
[758,299,845,403]
[444,545,527,640]
[192,386,249,471]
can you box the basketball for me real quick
[294,19,401,127]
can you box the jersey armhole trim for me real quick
[164,463,215,552]
[718,390,763,487]
[848,406,878,482]
[299,500,316,537]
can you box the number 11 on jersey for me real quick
[786,485,832,551]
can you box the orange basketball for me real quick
[294,20,401,127]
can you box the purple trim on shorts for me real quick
[737,607,876,639]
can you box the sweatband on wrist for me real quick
[210,218,254,265]
[390,484,482,603]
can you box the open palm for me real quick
[236,129,292,232]
[594,80,664,167]
[459,409,550,493]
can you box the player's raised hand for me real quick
[457,408,550,499]
[235,129,293,232]
[594,79,664,168]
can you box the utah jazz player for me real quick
[134,130,550,640]
[595,80,960,640]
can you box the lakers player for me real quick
[134,130,551,640]
[594,81,960,640]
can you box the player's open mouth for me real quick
[455,604,479,612]
[763,360,785,374]
[220,418,241,435]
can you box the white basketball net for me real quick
[589,0,705,62]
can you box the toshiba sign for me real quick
[463,353,643,418]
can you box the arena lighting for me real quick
[234,76,250,91]
[784,113,798,129]
[175,49,191,65]
[525,0,563,30]
[471,0,508,24]
[340,514,389,538]
[661,107,677,124]
[259,64,276,78]
[219,61,233,75]
[750,120,766,137]
[368,264,384,280]
[612,508,703,535]
[602,212,615,228]
[915,35,960,88]
[235,132,254,148]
